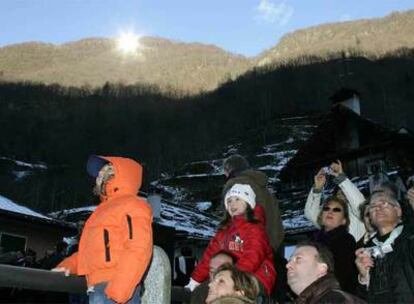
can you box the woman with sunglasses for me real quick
[305,160,366,242]
[311,196,359,294]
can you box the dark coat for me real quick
[358,225,414,303]
[313,225,358,294]
[223,169,284,251]
[190,280,209,304]
[295,274,366,304]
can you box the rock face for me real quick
[142,245,171,304]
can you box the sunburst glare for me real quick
[116,31,141,55]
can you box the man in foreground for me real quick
[287,241,364,303]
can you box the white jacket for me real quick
[304,176,366,241]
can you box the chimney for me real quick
[330,88,361,150]
[330,88,361,115]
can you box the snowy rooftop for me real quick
[0,194,51,220]
[51,199,219,239]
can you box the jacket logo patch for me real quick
[229,234,244,252]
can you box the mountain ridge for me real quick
[0,37,252,94]
[1,10,413,93]
[256,9,414,66]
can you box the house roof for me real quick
[279,105,414,180]
[329,88,360,104]
[0,194,75,229]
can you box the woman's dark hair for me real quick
[317,196,350,229]
[219,205,259,230]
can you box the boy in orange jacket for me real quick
[53,155,153,304]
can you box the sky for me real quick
[1,0,413,57]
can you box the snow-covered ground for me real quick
[152,116,319,233]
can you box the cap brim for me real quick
[86,155,109,178]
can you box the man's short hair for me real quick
[211,251,235,263]
[372,181,399,200]
[223,155,250,175]
[213,264,259,301]
[369,190,400,207]
[295,241,335,273]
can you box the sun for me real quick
[116,31,141,55]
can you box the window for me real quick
[0,233,26,253]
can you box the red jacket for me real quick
[191,206,276,295]
[58,157,153,303]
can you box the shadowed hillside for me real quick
[0,48,413,212]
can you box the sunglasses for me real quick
[322,206,343,213]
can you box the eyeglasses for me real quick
[369,200,398,211]
[322,206,343,213]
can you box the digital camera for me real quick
[323,166,332,175]
[365,246,384,259]
[365,244,393,259]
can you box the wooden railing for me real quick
[0,246,191,303]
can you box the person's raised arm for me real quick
[330,160,366,241]
[304,168,326,228]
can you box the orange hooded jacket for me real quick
[58,156,153,303]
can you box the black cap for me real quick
[86,155,109,178]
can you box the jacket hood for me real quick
[253,205,266,225]
[240,169,268,187]
[99,156,143,198]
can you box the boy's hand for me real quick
[51,267,70,277]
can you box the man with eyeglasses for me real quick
[355,190,414,303]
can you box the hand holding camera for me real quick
[329,160,343,177]
[314,168,327,190]
[364,244,393,259]
[355,248,374,280]
[314,160,344,190]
